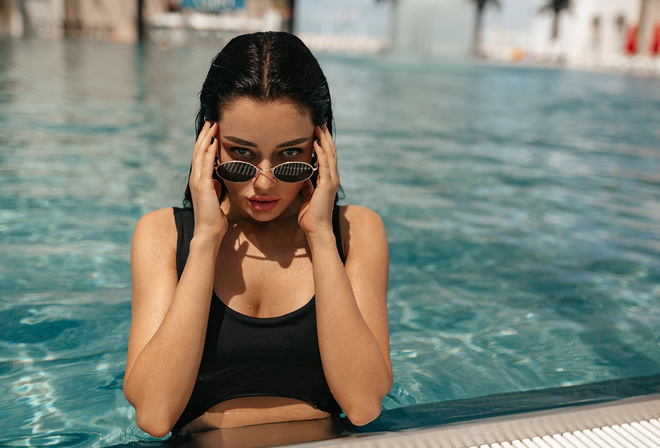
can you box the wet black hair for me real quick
[183,31,340,208]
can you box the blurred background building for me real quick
[0,0,292,44]
[0,0,658,73]
[483,0,660,72]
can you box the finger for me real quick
[192,121,218,179]
[192,122,211,170]
[314,125,332,160]
[194,121,216,152]
[323,123,336,147]
[315,125,338,183]
[313,131,330,177]
[204,132,218,171]
[314,125,324,150]
[197,122,217,153]
[196,120,213,142]
[318,124,337,159]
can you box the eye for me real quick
[230,147,253,158]
[280,148,303,158]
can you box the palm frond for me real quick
[539,0,570,14]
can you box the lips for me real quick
[248,196,280,212]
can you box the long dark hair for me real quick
[184,31,338,208]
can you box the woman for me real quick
[123,31,392,438]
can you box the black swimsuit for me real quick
[172,207,343,432]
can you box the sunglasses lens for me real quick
[273,162,314,183]
[217,161,256,182]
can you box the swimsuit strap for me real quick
[332,204,345,263]
[173,207,194,280]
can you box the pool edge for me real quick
[305,392,660,447]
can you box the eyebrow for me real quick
[223,136,310,148]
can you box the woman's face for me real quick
[217,97,316,222]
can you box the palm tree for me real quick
[539,0,571,41]
[471,0,501,57]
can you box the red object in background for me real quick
[651,23,660,56]
[626,25,638,54]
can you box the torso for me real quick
[172,207,345,433]
[213,218,315,318]
[187,397,331,431]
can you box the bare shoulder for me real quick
[339,205,386,236]
[134,207,177,232]
[338,205,387,258]
[133,207,177,237]
[131,207,178,258]
[129,208,179,317]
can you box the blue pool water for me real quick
[1,37,660,446]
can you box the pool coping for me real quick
[349,373,660,432]
[304,392,660,447]
[296,374,660,447]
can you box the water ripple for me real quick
[1,40,660,445]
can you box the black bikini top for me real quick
[171,206,344,432]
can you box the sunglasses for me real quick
[215,160,318,183]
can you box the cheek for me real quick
[284,182,304,196]
[223,181,246,198]
[274,182,305,205]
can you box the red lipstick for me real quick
[248,196,280,212]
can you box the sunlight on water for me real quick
[1,38,659,445]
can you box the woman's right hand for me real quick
[190,120,227,240]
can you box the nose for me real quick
[252,162,277,188]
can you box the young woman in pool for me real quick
[123,32,392,438]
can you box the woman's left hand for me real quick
[298,124,339,236]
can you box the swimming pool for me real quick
[1,37,659,446]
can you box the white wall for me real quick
[529,0,640,65]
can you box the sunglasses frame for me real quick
[215,160,319,183]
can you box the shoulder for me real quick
[131,207,178,257]
[337,205,387,258]
[338,204,385,234]
[133,207,177,237]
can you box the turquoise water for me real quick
[1,37,660,446]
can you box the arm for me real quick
[123,121,226,438]
[299,125,392,426]
[309,205,392,426]
[123,210,220,437]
